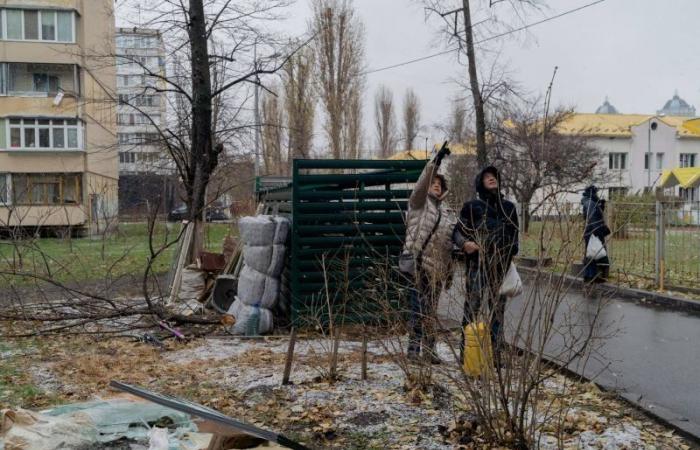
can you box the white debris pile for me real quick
[228,216,290,335]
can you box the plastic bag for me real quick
[243,245,273,274]
[228,299,273,335]
[498,263,523,298]
[237,266,279,309]
[273,217,290,245]
[148,427,169,450]
[239,216,276,246]
[586,235,607,260]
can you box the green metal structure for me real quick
[289,159,426,326]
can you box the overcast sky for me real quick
[118,0,700,152]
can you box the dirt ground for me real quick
[0,331,694,450]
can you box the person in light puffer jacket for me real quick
[402,146,456,363]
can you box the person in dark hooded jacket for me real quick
[581,185,611,283]
[452,166,519,361]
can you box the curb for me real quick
[519,266,700,314]
[518,266,700,443]
[533,351,700,445]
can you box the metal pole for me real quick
[647,120,652,189]
[253,43,260,178]
[654,197,664,288]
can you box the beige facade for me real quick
[0,0,117,231]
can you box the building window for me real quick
[7,118,83,150]
[117,113,160,126]
[680,153,697,168]
[644,153,650,170]
[608,152,627,170]
[0,174,9,204]
[118,132,161,145]
[680,187,698,202]
[118,94,160,107]
[1,9,75,42]
[119,152,137,163]
[656,153,664,170]
[12,173,82,205]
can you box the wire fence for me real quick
[521,199,700,294]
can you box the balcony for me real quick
[0,63,80,97]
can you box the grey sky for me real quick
[274,0,700,150]
[118,0,700,152]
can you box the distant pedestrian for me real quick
[581,185,611,283]
[400,143,455,364]
[453,166,519,363]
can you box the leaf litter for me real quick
[0,334,693,449]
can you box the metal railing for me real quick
[521,198,700,293]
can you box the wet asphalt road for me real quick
[438,272,700,432]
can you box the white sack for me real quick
[237,266,279,309]
[238,216,276,246]
[229,299,273,335]
[243,244,273,274]
[273,217,290,245]
[267,244,287,277]
[586,235,607,260]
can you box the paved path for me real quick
[437,271,700,436]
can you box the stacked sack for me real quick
[228,215,289,335]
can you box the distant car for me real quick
[166,205,229,222]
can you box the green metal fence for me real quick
[289,159,426,326]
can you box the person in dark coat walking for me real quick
[581,185,611,283]
[452,166,519,361]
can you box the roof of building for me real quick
[658,92,696,117]
[594,97,619,114]
[556,113,700,138]
[659,167,700,189]
[388,143,476,160]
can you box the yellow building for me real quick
[0,0,118,233]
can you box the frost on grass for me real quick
[2,335,692,449]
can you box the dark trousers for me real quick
[408,271,440,356]
[460,266,507,360]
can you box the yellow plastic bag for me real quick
[463,322,493,376]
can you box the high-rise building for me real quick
[0,1,118,233]
[115,28,174,214]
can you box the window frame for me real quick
[6,118,84,151]
[0,9,75,43]
[12,173,82,206]
[0,173,10,206]
[680,153,697,168]
[608,152,627,170]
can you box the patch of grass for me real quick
[521,220,700,292]
[0,222,233,286]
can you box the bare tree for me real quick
[402,88,421,150]
[374,85,397,158]
[113,0,305,258]
[312,0,366,159]
[283,47,315,161]
[425,0,542,166]
[260,88,286,175]
[447,95,470,144]
[493,99,605,232]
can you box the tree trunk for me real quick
[461,0,487,166]
[187,0,215,262]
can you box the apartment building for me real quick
[0,0,118,233]
[115,27,175,214]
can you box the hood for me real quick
[582,185,599,200]
[428,173,450,202]
[475,166,502,201]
